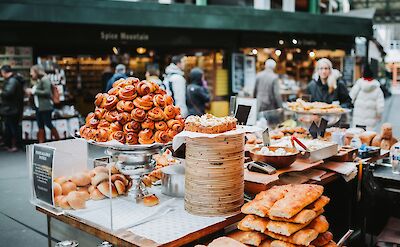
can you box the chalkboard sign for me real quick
[232,53,245,93]
[32,144,55,206]
[343,56,354,86]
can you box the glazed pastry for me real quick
[84,128,97,140]
[148,107,165,121]
[88,118,99,129]
[164,105,176,120]
[79,125,88,138]
[104,110,119,122]
[137,81,152,96]
[155,121,168,131]
[138,129,155,144]
[102,95,118,111]
[131,108,147,122]
[107,87,120,96]
[164,95,174,105]
[112,78,126,88]
[154,130,170,143]
[94,107,107,119]
[133,95,154,110]
[125,132,138,145]
[109,131,126,144]
[118,85,137,101]
[96,128,110,142]
[116,100,134,113]
[167,119,184,132]
[117,112,131,125]
[143,194,159,206]
[142,119,155,130]
[123,121,141,133]
[124,77,140,86]
[148,81,159,93]
[109,121,123,132]
[167,129,178,140]
[85,112,95,125]
[94,93,107,107]
[98,119,111,129]
[153,94,166,108]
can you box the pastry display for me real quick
[233,184,337,247]
[257,147,296,156]
[185,113,237,134]
[286,99,345,114]
[142,149,180,187]
[53,164,133,210]
[80,77,184,144]
[371,123,398,150]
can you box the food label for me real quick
[32,144,55,206]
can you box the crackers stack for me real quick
[229,184,337,247]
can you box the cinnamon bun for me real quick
[154,130,169,143]
[123,121,141,133]
[148,107,165,121]
[167,129,178,140]
[167,119,184,132]
[98,119,111,129]
[88,118,99,129]
[131,108,147,122]
[125,132,139,145]
[125,77,140,86]
[94,107,107,119]
[85,112,95,126]
[112,78,126,88]
[116,100,134,113]
[96,128,110,142]
[133,95,153,110]
[94,93,106,107]
[118,85,137,101]
[141,119,155,130]
[107,87,120,96]
[163,105,176,120]
[117,112,131,125]
[110,122,122,132]
[155,121,168,131]
[137,81,151,96]
[153,94,166,108]
[109,131,126,144]
[102,95,118,111]
[104,110,119,123]
[164,95,174,105]
[138,129,155,144]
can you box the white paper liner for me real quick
[172,125,262,150]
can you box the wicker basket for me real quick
[185,133,245,216]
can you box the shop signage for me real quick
[232,53,245,93]
[343,56,355,86]
[100,31,149,42]
[32,144,55,206]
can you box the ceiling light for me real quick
[275,49,282,56]
[279,40,284,45]
[292,39,298,45]
[309,51,315,58]
[136,47,147,54]
[252,49,258,55]
[112,47,119,55]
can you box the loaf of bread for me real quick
[311,231,333,246]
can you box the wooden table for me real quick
[37,206,244,247]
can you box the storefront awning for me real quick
[0,0,372,37]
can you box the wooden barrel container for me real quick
[185,133,245,216]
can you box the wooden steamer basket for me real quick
[185,133,245,216]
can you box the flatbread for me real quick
[270,240,316,247]
[305,215,329,233]
[269,184,324,219]
[238,215,269,233]
[305,196,330,212]
[269,209,324,224]
[228,231,267,246]
[208,237,248,247]
[265,229,319,246]
[311,231,333,246]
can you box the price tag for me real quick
[32,144,55,206]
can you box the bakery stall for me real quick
[29,76,398,247]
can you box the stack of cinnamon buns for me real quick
[80,77,184,145]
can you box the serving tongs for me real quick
[337,229,354,247]
[291,136,310,152]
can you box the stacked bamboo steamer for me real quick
[185,133,245,216]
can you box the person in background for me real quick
[164,54,188,117]
[186,68,210,116]
[350,65,384,129]
[307,58,352,108]
[253,59,283,112]
[145,65,163,89]
[105,64,128,91]
[26,65,59,143]
[0,65,24,152]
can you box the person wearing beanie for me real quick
[186,68,210,116]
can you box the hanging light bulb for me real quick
[275,49,282,56]
[309,51,316,58]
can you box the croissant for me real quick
[125,132,139,145]
[116,100,134,113]
[102,95,119,111]
[148,107,165,121]
[131,108,147,122]
[123,121,141,133]
[96,128,110,142]
[110,122,123,132]
[98,119,111,129]
[85,112,95,125]
[118,85,137,101]
[109,131,126,144]
[94,107,107,119]
[117,112,131,125]
[104,110,119,123]
[137,81,151,96]
[154,130,169,143]
[167,119,184,132]
[138,129,155,144]
[141,119,155,130]
[155,121,168,131]
[163,105,176,120]
[133,95,153,110]
[164,95,174,105]
[153,94,166,108]
[94,93,107,107]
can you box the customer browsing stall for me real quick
[26,65,59,143]
[307,58,352,108]
[186,68,210,116]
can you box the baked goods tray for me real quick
[297,143,339,163]
[283,103,351,116]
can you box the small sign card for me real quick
[32,144,55,206]
[235,104,251,125]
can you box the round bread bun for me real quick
[114,180,126,195]
[97,181,118,198]
[66,191,86,210]
[89,169,96,177]
[76,190,90,201]
[111,174,129,186]
[94,166,109,175]
[91,172,109,187]
[143,194,159,207]
[54,176,68,185]
[61,181,77,196]
[107,163,120,174]
[246,134,257,145]
[54,195,64,207]
[59,196,71,209]
[53,182,62,197]
[88,185,95,194]
[90,189,106,200]
[359,131,377,146]
[71,172,91,187]
[371,134,382,147]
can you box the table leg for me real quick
[47,215,52,247]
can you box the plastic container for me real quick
[390,142,400,174]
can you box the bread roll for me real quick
[53,182,62,197]
[94,166,109,174]
[97,181,118,198]
[111,174,129,186]
[90,188,106,200]
[107,163,120,174]
[143,194,159,207]
[88,185,95,194]
[89,169,96,177]
[91,173,109,187]
[381,123,393,139]
[66,191,86,209]
[71,172,91,187]
[59,196,71,209]
[54,176,68,185]
[61,181,77,196]
[359,131,377,146]
[371,134,382,147]
[114,180,126,195]
[76,190,90,201]
[54,195,64,206]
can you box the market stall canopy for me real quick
[0,0,372,37]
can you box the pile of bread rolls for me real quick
[53,165,132,210]
[79,77,185,145]
[358,123,398,150]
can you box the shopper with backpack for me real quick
[0,65,24,152]
[163,54,189,117]
[26,64,59,143]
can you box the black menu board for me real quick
[343,56,354,86]
[232,53,245,93]
[32,145,55,206]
